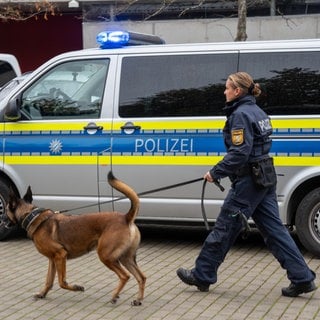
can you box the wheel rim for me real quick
[310,205,320,242]
[0,194,5,216]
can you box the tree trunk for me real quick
[235,0,247,41]
[270,0,276,16]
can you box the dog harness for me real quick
[21,207,56,239]
[21,207,46,230]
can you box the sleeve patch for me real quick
[231,129,244,145]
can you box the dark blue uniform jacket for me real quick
[210,95,273,180]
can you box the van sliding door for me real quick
[107,52,238,223]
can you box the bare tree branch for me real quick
[3,0,297,44]
[276,8,298,29]
[0,0,56,21]
[144,0,176,21]
[178,0,206,17]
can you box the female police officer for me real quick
[177,72,317,297]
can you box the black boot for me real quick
[177,268,209,292]
[282,281,317,297]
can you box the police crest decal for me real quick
[231,129,244,145]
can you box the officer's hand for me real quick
[204,171,214,183]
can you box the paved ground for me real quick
[0,227,319,320]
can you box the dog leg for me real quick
[120,255,146,306]
[54,249,85,293]
[34,259,56,299]
[102,259,131,304]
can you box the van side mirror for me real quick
[4,96,21,121]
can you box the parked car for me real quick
[0,72,31,100]
[0,53,21,87]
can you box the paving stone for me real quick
[0,230,319,320]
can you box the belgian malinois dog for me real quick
[6,171,146,306]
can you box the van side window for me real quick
[20,59,109,120]
[0,61,17,87]
[119,53,238,117]
[239,52,320,115]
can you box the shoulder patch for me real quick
[231,129,244,145]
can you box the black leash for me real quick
[58,177,204,214]
[201,180,225,231]
[201,180,210,230]
[58,176,225,232]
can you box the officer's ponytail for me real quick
[228,72,261,98]
[248,82,261,97]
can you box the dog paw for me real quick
[33,293,45,300]
[131,300,142,306]
[109,295,120,304]
[73,285,85,292]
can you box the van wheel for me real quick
[295,188,320,257]
[0,180,21,240]
[0,179,10,216]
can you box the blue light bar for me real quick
[96,30,165,49]
[96,31,130,49]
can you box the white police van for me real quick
[0,31,320,256]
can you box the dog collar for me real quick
[21,207,46,230]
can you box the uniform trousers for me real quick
[193,175,316,286]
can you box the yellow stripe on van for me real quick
[274,156,320,166]
[271,118,320,129]
[4,118,319,133]
[4,155,320,166]
[111,155,320,166]
[5,155,215,166]
[4,122,111,132]
[112,119,226,131]
[111,118,320,131]
[5,156,104,165]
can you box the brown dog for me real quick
[6,171,146,306]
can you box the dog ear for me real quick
[6,188,19,223]
[8,187,18,208]
[23,186,33,204]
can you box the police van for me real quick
[0,31,320,256]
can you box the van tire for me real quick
[0,180,21,240]
[295,188,320,257]
[0,179,10,216]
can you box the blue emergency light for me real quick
[96,30,165,49]
[96,31,130,48]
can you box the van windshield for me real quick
[20,59,109,120]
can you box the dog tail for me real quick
[107,171,140,224]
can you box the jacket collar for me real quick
[223,95,256,117]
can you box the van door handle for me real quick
[84,122,103,130]
[120,123,141,130]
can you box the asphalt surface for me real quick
[0,226,319,320]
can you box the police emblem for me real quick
[231,129,244,145]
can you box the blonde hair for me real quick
[228,72,261,97]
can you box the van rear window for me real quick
[119,53,238,117]
[239,51,320,115]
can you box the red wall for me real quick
[0,13,83,73]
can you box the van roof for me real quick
[26,38,320,79]
[55,38,320,59]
